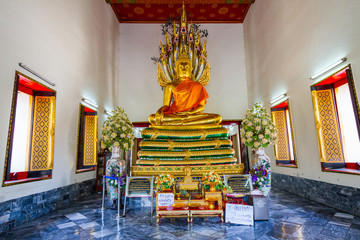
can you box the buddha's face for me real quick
[177,61,192,80]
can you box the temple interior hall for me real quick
[0,0,360,239]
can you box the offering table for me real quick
[156,206,190,223]
[190,205,223,223]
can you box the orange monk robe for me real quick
[164,78,209,114]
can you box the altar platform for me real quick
[157,205,223,223]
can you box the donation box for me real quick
[249,196,269,220]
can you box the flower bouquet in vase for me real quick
[202,171,221,192]
[155,174,175,192]
[100,107,134,206]
[101,107,134,153]
[241,102,277,196]
[250,164,270,195]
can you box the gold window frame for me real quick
[76,103,98,173]
[310,64,360,174]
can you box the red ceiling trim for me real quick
[106,0,254,23]
[240,3,251,22]
[110,3,123,23]
[117,20,246,23]
[111,3,252,23]
[107,0,255,4]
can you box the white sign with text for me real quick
[225,204,254,225]
[157,193,174,207]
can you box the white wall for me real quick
[244,0,360,188]
[118,24,248,122]
[0,1,120,202]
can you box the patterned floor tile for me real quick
[335,212,354,219]
[91,228,114,238]
[78,221,100,229]
[65,213,87,221]
[1,188,359,240]
[56,221,76,229]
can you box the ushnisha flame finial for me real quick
[180,3,187,35]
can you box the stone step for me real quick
[136,157,238,166]
[138,148,235,160]
[139,139,232,151]
[141,127,230,140]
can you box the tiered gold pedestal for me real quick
[131,126,244,176]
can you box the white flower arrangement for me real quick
[101,107,134,151]
[241,102,277,150]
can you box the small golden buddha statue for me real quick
[149,52,221,127]
[178,166,200,191]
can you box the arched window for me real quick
[311,65,360,174]
[76,104,98,173]
[271,100,297,167]
[3,71,56,186]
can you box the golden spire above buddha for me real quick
[150,4,221,129]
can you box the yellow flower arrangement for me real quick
[155,174,175,191]
[202,171,221,183]
[222,184,233,193]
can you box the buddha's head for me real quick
[175,52,192,81]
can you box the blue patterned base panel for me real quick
[272,172,360,217]
[0,179,95,233]
[1,188,360,239]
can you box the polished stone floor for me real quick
[1,188,360,240]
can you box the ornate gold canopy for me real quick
[157,4,210,87]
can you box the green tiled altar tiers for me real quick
[132,127,244,176]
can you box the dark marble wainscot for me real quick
[0,179,95,233]
[272,172,360,217]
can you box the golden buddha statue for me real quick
[148,4,221,129]
[149,53,221,127]
[132,4,243,177]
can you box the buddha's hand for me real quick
[155,106,169,125]
[175,103,205,116]
[174,110,192,116]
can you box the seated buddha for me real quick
[178,166,202,191]
[149,52,221,127]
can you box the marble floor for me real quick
[1,188,360,240]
